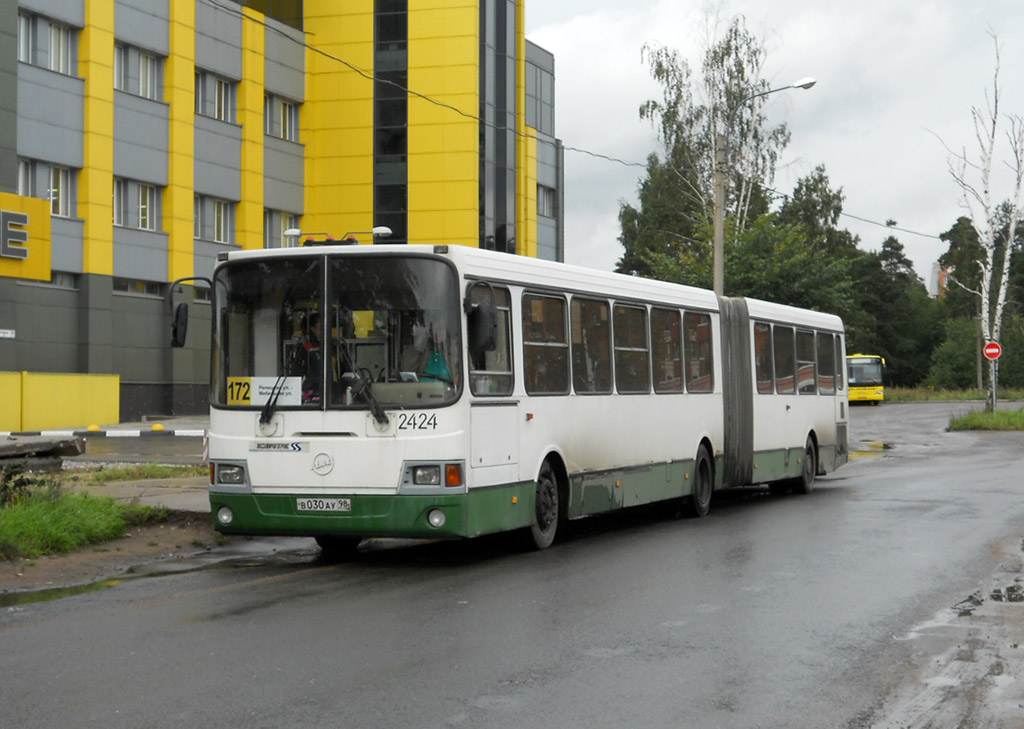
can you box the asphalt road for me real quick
[2,402,1023,728]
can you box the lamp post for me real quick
[712,77,816,296]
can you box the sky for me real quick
[524,0,1024,293]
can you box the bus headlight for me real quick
[413,465,441,486]
[217,465,245,484]
[217,506,234,526]
[427,509,446,528]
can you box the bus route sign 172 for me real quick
[983,341,1002,361]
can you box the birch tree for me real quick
[944,34,1024,408]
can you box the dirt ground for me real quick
[0,511,222,595]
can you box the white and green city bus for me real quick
[173,243,849,552]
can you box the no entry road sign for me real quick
[983,341,1002,360]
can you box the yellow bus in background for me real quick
[846,354,885,404]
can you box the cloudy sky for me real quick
[524,0,1024,291]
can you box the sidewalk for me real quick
[67,415,213,513]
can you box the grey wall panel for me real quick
[112,228,169,281]
[50,217,84,273]
[194,116,242,199]
[0,281,80,372]
[114,0,170,54]
[264,137,303,212]
[19,0,84,28]
[0,4,16,193]
[264,22,305,97]
[193,238,237,281]
[110,293,167,380]
[195,1,242,79]
[114,93,169,183]
[17,66,84,166]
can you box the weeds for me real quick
[949,409,1024,431]
[0,460,170,560]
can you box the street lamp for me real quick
[712,77,816,296]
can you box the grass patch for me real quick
[949,409,1024,431]
[887,387,1024,402]
[69,464,207,485]
[0,487,169,560]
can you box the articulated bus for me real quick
[846,354,885,405]
[173,244,849,552]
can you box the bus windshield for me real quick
[847,357,883,387]
[212,254,462,410]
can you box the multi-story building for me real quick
[0,0,562,426]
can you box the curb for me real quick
[1,429,206,438]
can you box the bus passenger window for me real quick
[754,322,773,394]
[773,326,795,394]
[835,337,845,390]
[651,308,682,393]
[613,305,650,393]
[523,293,569,395]
[571,298,612,394]
[796,330,817,394]
[817,332,836,395]
[469,286,514,396]
[684,312,713,393]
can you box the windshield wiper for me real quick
[259,374,287,426]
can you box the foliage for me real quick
[70,463,208,485]
[926,318,982,389]
[0,488,166,560]
[619,13,788,276]
[1,459,38,507]
[949,408,1024,431]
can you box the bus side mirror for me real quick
[467,302,497,369]
[171,303,189,347]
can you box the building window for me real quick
[138,185,155,230]
[113,278,163,297]
[114,44,127,90]
[281,100,298,141]
[538,185,556,218]
[195,72,204,113]
[50,166,71,217]
[281,214,298,246]
[18,160,33,197]
[194,195,202,238]
[264,95,273,134]
[215,78,234,122]
[49,24,72,75]
[113,178,126,225]
[139,53,158,100]
[214,199,232,243]
[18,13,33,64]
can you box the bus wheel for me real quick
[315,535,361,558]
[790,438,817,495]
[683,444,714,517]
[522,461,561,550]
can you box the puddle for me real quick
[0,579,120,608]
[851,441,892,459]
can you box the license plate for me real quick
[296,498,352,513]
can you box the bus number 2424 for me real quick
[397,413,438,431]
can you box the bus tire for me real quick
[315,535,361,558]
[790,437,817,495]
[683,444,713,518]
[522,461,561,550]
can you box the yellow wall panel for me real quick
[0,372,21,431]
[167,0,196,281]
[20,373,120,431]
[0,193,51,281]
[238,8,266,251]
[80,2,114,276]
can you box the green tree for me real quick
[617,13,788,277]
